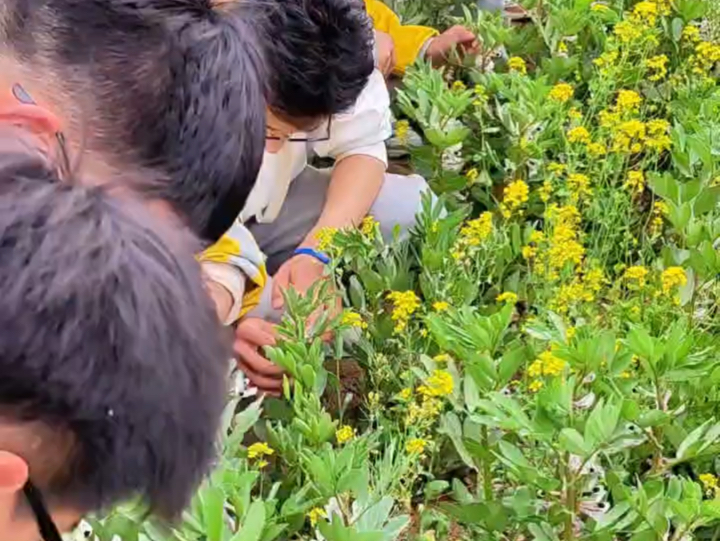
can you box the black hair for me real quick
[0,144,230,518]
[253,0,374,123]
[2,0,266,242]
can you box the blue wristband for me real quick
[294,247,331,265]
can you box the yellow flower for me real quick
[624,171,645,195]
[624,266,649,288]
[598,109,620,128]
[682,25,701,43]
[567,126,591,145]
[539,180,553,203]
[508,56,527,74]
[566,327,577,340]
[396,120,410,145]
[387,291,421,333]
[661,267,687,295]
[528,351,566,378]
[433,353,451,364]
[616,90,642,113]
[336,425,355,444]
[460,212,494,246]
[646,54,668,81]
[587,142,607,157]
[247,442,274,459]
[568,173,593,201]
[406,438,429,455]
[398,388,412,401]
[700,473,720,498]
[584,268,606,293]
[315,227,338,252]
[549,83,574,103]
[522,245,537,260]
[360,216,377,237]
[614,21,643,43]
[591,3,610,12]
[433,301,450,312]
[632,1,659,25]
[496,292,518,305]
[569,108,583,121]
[418,370,454,398]
[529,380,544,392]
[466,168,480,184]
[548,162,567,175]
[452,80,467,91]
[308,507,327,526]
[551,280,595,314]
[501,180,529,218]
[341,310,367,329]
[620,371,632,379]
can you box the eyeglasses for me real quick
[266,117,332,143]
[11,83,71,180]
[24,481,63,541]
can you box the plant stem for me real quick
[563,453,576,541]
[482,425,493,501]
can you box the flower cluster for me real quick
[500,180,529,218]
[387,290,422,333]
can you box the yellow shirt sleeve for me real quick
[364,0,438,74]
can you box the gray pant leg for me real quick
[249,167,434,274]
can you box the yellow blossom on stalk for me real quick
[388,291,421,333]
[316,227,338,252]
[625,171,645,195]
[341,310,368,329]
[395,120,410,145]
[569,108,583,121]
[418,370,454,398]
[539,180,553,202]
[308,507,327,526]
[700,474,719,498]
[551,281,594,314]
[452,80,467,91]
[568,173,593,202]
[465,168,479,184]
[548,162,567,175]
[567,126,591,145]
[501,180,529,218]
[247,442,274,459]
[616,90,643,113]
[584,268,606,293]
[650,201,669,235]
[433,301,450,312]
[508,56,527,74]
[460,212,493,247]
[624,266,649,288]
[646,119,672,152]
[528,351,566,378]
[529,380,544,392]
[497,292,518,305]
[591,3,610,12]
[692,42,720,73]
[566,327,577,340]
[682,25,701,43]
[368,392,380,408]
[661,267,687,295]
[587,142,607,157]
[594,50,619,70]
[360,216,377,236]
[530,230,545,244]
[397,388,412,401]
[336,425,355,444]
[549,83,574,103]
[433,353,451,364]
[620,371,632,379]
[599,109,620,128]
[558,41,568,54]
[632,1,659,25]
[406,438,429,455]
[614,21,642,44]
[646,54,668,81]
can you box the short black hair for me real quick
[2,0,266,241]
[253,0,374,123]
[0,144,230,518]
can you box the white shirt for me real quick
[241,69,393,223]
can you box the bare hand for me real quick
[375,30,397,77]
[234,318,284,396]
[425,26,480,66]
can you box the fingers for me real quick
[238,362,283,397]
[236,318,277,348]
[234,339,284,377]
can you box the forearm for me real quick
[303,155,385,247]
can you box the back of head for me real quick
[253,0,375,123]
[2,0,266,241]
[0,139,230,518]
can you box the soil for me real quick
[322,358,366,418]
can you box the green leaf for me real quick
[439,412,477,470]
[201,487,227,541]
[527,522,560,541]
[559,428,590,456]
[424,480,450,500]
[231,501,266,541]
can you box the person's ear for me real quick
[0,451,29,495]
[0,102,61,144]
